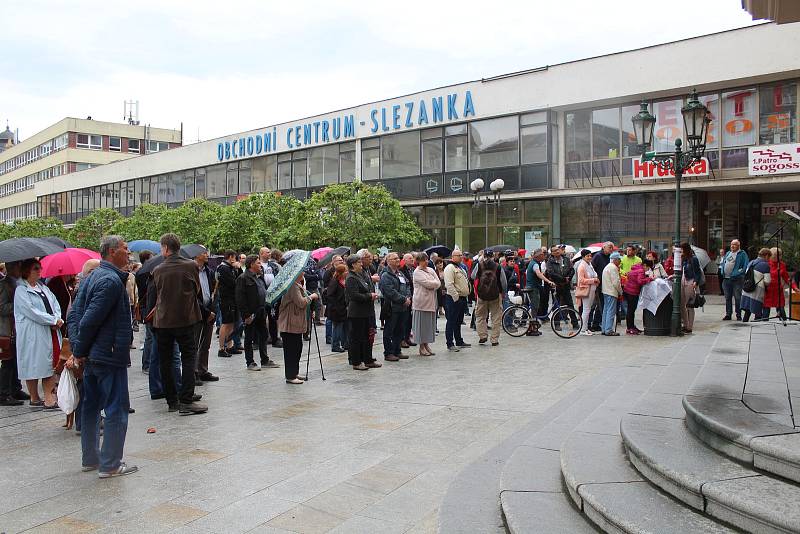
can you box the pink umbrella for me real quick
[312,247,333,261]
[40,248,101,278]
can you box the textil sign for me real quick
[749,143,800,176]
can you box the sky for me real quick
[1,0,762,144]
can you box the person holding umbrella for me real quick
[236,255,278,371]
[278,270,319,384]
[0,262,29,406]
[15,258,63,408]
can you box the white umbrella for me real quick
[691,245,711,270]
[562,245,577,255]
[571,246,601,263]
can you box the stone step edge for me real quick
[620,413,800,533]
[683,395,800,478]
[499,490,598,534]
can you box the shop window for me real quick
[759,83,797,144]
[424,205,446,227]
[565,109,591,162]
[381,131,420,179]
[592,108,620,159]
[109,137,121,152]
[722,89,756,147]
[722,148,748,169]
[128,139,140,153]
[652,99,684,153]
[469,116,519,169]
[521,164,550,190]
[521,123,547,164]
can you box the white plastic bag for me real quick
[57,370,79,415]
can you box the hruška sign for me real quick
[633,157,709,180]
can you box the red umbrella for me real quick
[312,247,333,261]
[40,248,101,278]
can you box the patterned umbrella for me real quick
[265,250,311,306]
[40,248,101,277]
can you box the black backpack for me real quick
[742,263,757,293]
[477,262,501,301]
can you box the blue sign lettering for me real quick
[370,109,379,133]
[447,94,458,120]
[463,90,475,118]
[404,103,414,127]
[418,100,428,125]
[332,117,341,140]
[217,143,224,161]
[432,97,444,123]
[255,135,263,154]
[344,115,355,137]
[246,136,254,156]
[392,105,401,130]
[322,120,330,142]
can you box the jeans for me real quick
[325,318,332,343]
[155,323,200,405]
[722,277,743,318]
[147,325,181,398]
[383,310,407,357]
[444,295,467,347]
[141,323,153,371]
[80,363,129,472]
[244,313,270,366]
[331,321,346,351]
[602,294,618,334]
[502,295,513,327]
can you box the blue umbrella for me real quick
[128,240,161,253]
[265,250,312,306]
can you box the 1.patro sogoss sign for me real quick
[749,143,800,176]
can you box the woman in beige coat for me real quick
[412,252,441,356]
[278,273,318,384]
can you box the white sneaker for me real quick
[583,330,593,336]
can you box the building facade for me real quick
[34,22,800,258]
[0,118,181,223]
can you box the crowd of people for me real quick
[0,232,794,480]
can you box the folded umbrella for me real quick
[0,237,66,263]
[317,246,350,268]
[265,250,312,306]
[312,247,333,261]
[128,240,161,254]
[40,248,101,278]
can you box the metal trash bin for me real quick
[643,294,672,336]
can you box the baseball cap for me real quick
[610,251,622,260]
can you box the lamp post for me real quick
[631,89,710,337]
[470,178,504,250]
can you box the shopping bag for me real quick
[57,369,79,415]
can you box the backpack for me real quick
[742,263,757,292]
[477,264,500,301]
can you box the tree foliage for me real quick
[0,182,428,254]
[68,208,122,250]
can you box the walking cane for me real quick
[303,294,326,381]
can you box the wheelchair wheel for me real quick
[550,306,582,339]
[502,305,532,337]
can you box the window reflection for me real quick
[469,117,519,169]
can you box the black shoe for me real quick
[151,393,166,400]
[217,349,232,358]
[456,342,471,348]
[12,390,30,401]
[195,377,204,386]
[326,338,332,345]
[406,341,417,347]
[0,396,23,406]
[168,403,179,412]
[722,315,731,321]
[272,340,283,348]
[179,402,208,415]
[303,333,311,341]
[228,347,243,355]
[199,373,219,382]
[128,407,135,414]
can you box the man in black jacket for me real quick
[216,250,240,358]
[236,255,278,371]
[193,247,219,383]
[379,253,411,361]
[546,245,578,330]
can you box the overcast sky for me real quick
[2,0,760,144]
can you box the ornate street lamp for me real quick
[471,177,504,250]
[632,89,710,336]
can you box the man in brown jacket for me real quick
[152,233,207,415]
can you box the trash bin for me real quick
[643,294,672,336]
[790,290,800,321]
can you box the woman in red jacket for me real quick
[622,260,654,335]
[764,247,790,320]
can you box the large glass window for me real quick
[381,131,420,179]
[592,108,620,159]
[421,128,443,174]
[469,117,518,169]
[184,170,194,199]
[760,83,797,144]
[195,168,206,198]
[309,145,339,186]
[652,99,684,153]
[226,162,239,196]
[698,93,720,150]
[361,138,380,180]
[238,160,252,194]
[292,150,307,189]
[722,88,757,147]
[565,110,591,162]
[340,142,356,183]
[445,125,468,171]
[206,164,226,198]
[521,123,547,164]
[621,104,645,158]
[252,155,277,192]
[278,158,292,190]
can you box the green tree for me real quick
[298,182,427,250]
[67,208,122,250]
[161,198,224,248]
[215,192,303,252]
[0,224,12,242]
[9,217,67,239]
[110,204,169,241]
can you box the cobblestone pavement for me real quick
[0,297,729,533]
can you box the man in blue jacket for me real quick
[718,239,748,321]
[67,236,137,478]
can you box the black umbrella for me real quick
[424,245,452,258]
[41,236,74,248]
[137,255,165,276]
[488,244,514,253]
[0,237,67,263]
[180,244,208,259]
[317,246,350,268]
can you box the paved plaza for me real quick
[0,300,728,533]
